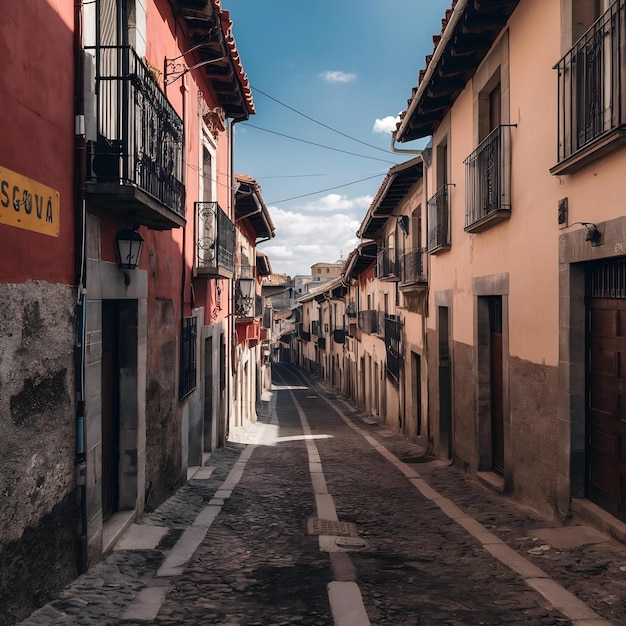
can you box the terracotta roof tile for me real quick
[215,3,255,116]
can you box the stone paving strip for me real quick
[122,445,261,620]
[307,381,613,626]
[286,385,370,626]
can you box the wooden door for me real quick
[489,297,504,476]
[101,300,120,520]
[587,297,626,521]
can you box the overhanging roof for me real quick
[174,0,255,120]
[343,242,377,282]
[394,0,520,143]
[357,158,423,240]
[235,174,276,241]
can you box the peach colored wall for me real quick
[427,0,563,366]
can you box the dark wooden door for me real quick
[204,337,214,453]
[439,307,452,459]
[101,300,120,521]
[490,297,504,476]
[587,297,626,521]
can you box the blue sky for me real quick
[227,0,452,276]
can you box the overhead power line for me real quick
[242,124,398,165]
[268,174,384,205]
[251,86,397,156]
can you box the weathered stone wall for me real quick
[144,297,184,510]
[509,356,559,516]
[0,281,78,624]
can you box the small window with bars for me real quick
[179,316,197,399]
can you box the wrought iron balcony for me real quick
[400,248,427,287]
[196,202,235,278]
[377,248,400,281]
[554,0,626,173]
[464,125,512,233]
[85,45,185,230]
[358,309,378,334]
[384,315,402,385]
[333,329,347,344]
[427,185,450,253]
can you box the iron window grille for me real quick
[554,0,626,164]
[86,45,185,217]
[179,316,197,399]
[464,125,512,231]
[427,185,450,252]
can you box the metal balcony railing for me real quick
[464,125,512,232]
[427,185,450,252]
[554,0,626,165]
[377,248,400,280]
[196,202,235,276]
[236,264,255,279]
[384,315,402,384]
[358,310,378,334]
[86,45,185,227]
[400,248,427,285]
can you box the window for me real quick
[427,138,451,252]
[465,31,512,231]
[197,132,217,269]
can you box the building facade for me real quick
[0,1,260,622]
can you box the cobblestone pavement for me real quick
[19,363,626,625]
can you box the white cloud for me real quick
[319,70,357,83]
[303,193,372,213]
[258,200,365,276]
[373,115,400,134]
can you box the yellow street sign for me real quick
[0,165,60,237]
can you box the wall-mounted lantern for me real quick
[235,278,255,316]
[115,228,144,270]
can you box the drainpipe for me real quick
[74,0,88,573]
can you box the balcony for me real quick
[358,309,378,334]
[86,46,185,230]
[377,248,400,281]
[553,0,626,174]
[346,301,357,318]
[400,248,427,287]
[196,202,235,278]
[333,329,347,344]
[384,315,402,385]
[464,125,512,233]
[427,185,450,254]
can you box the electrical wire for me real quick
[251,86,397,156]
[242,124,398,164]
[267,174,383,205]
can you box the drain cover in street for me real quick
[307,518,358,537]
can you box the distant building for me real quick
[311,261,343,282]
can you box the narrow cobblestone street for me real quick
[20,363,626,625]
